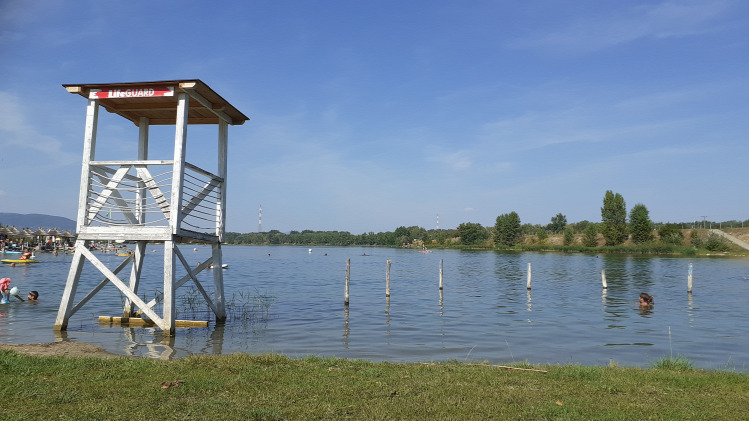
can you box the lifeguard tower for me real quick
[55,80,249,335]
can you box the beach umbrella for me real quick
[20,229,34,247]
[32,228,48,248]
[60,230,75,245]
[32,228,48,236]
[5,227,20,246]
[48,228,66,248]
[0,227,9,248]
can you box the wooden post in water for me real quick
[386,259,392,297]
[345,258,350,305]
[687,263,693,293]
[439,259,444,290]
[601,269,608,289]
[526,262,532,290]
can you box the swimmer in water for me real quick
[638,292,654,307]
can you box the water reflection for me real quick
[53,322,232,360]
[124,329,177,360]
[526,290,532,312]
[384,296,391,344]
[638,305,654,317]
[342,306,349,348]
[687,292,695,327]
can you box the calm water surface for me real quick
[1,246,748,370]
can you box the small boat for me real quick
[2,251,22,254]
[116,253,132,257]
[208,263,229,269]
[2,259,41,264]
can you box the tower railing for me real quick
[79,160,224,241]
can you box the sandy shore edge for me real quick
[0,342,123,358]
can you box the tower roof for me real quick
[62,79,249,126]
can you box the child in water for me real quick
[1,278,33,303]
[1,277,11,303]
[638,292,654,307]
[1,278,23,303]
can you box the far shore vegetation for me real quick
[225,191,748,257]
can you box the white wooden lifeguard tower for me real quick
[55,80,249,335]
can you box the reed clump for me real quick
[176,287,276,324]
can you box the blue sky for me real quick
[1,0,748,234]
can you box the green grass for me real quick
[2,351,748,420]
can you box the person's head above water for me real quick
[28,290,39,301]
[639,292,654,306]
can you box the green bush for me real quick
[705,233,730,252]
[690,230,703,247]
[563,228,575,246]
[658,224,684,245]
[536,229,548,244]
[582,224,599,247]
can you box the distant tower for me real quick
[436,214,440,230]
[259,204,262,233]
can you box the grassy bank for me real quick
[2,351,747,420]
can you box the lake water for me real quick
[1,245,748,370]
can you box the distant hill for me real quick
[0,213,77,232]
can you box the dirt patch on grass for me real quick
[0,342,122,358]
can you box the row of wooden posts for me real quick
[344,259,695,304]
[598,262,694,293]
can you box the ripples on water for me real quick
[1,246,748,370]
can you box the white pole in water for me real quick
[601,269,608,289]
[386,259,392,297]
[439,259,444,290]
[687,263,693,293]
[527,262,532,290]
[345,258,350,305]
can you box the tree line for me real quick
[225,191,747,251]
[225,226,443,247]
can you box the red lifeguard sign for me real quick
[90,86,174,99]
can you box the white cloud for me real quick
[426,149,472,170]
[509,0,734,54]
[0,91,77,164]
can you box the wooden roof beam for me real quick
[179,83,234,125]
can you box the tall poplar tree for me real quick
[600,190,628,246]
